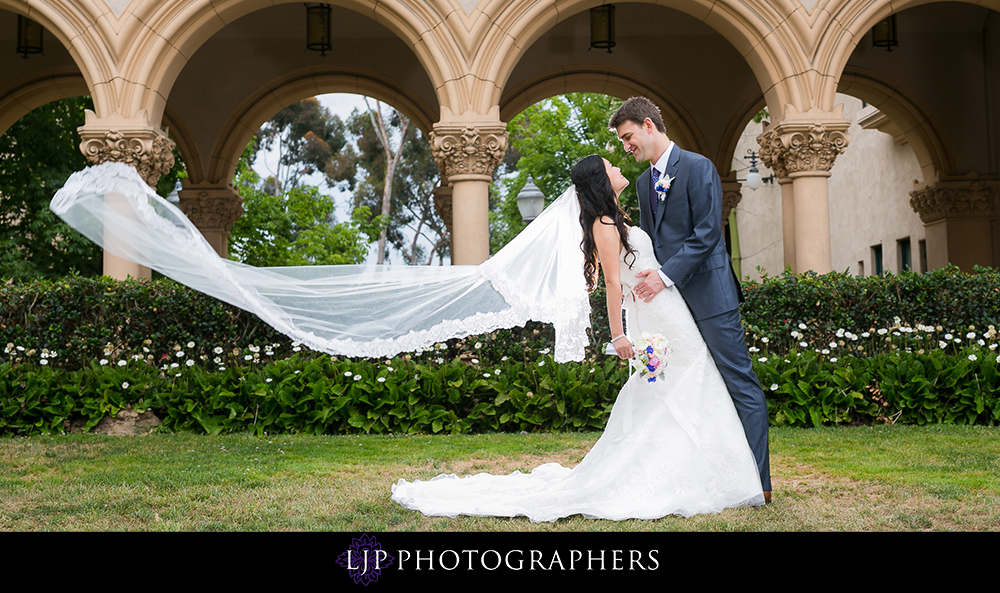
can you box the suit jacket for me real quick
[636,146,745,321]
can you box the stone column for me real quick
[177,185,245,257]
[78,110,177,280]
[430,122,508,265]
[758,107,850,274]
[720,177,743,276]
[433,184,454,259]
[778,177,795,272]
[909,174,999,271]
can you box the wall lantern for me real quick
[872,15,898,52]
[516,176,546,222]
[306,3,332,56]
[590,5,616,54]
[741,149,774,191]
[16,16,44,59]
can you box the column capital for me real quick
[430,121,508,181]
[177,185,244,232]
[432,184,454,238]
[909,174,999,223]
[78,110,175,187]
[720,179,742,223]
[757,106,851,177]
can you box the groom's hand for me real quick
[634,269,666,302]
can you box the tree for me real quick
[490,93,648,252]
[252,98,355,195]
[348,101,448,265]
[229,142,380,267]
[0,97,102,279]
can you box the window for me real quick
[918,240,927,273]
[871,244,883,275]
[857,260,865,276]
[898,237,911,272]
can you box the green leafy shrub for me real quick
[2,267,999,435]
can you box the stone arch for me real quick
[716,93,768,175]
[813,0,1000,113]
[114,0,451,126]
[479,0,809,119]
[498,67,709,158]
[196,67,438,186]
[0,69,90,138]
[0,1,128,118]
[837,66,957,183]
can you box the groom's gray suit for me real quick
[636,145,771,491]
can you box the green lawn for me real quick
[2,425,998,531]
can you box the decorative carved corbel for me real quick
[909,174,999,223]
[177,186,244,233]
[78,111,176,187]
[720,181,742,223]
[430,123,508,180]
[756,108,851,177]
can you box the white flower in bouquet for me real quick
[631,332,672,383]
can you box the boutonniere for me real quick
[654,174,675,201]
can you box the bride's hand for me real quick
[612,336,635,359]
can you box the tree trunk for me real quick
[367,99,409,264]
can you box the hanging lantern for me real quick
[590,6,615,54]
[872,15,898,52]
[16,16,44,59]
[306,3,332,56]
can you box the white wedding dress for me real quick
[391,227,766,521]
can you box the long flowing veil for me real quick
[50,162,591,362]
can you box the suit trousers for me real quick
[693,306,771,491]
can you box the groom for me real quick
[609,97,772,500]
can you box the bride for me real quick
[50,155,764,522]
[390,155,765,521]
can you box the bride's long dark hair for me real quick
[572,155,636,292]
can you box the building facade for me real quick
[1,0,997,277]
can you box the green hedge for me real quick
[1,267,999,435]
[0,354,626,436]
[3,266,998,370]
[2,346,998,437]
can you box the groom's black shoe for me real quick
[763,491,771,503]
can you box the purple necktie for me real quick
[650,167,661,218]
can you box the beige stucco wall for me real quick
[735,94,923,279]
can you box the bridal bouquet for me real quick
[631,332,671,383]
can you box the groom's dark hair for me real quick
[609,97,666,134]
